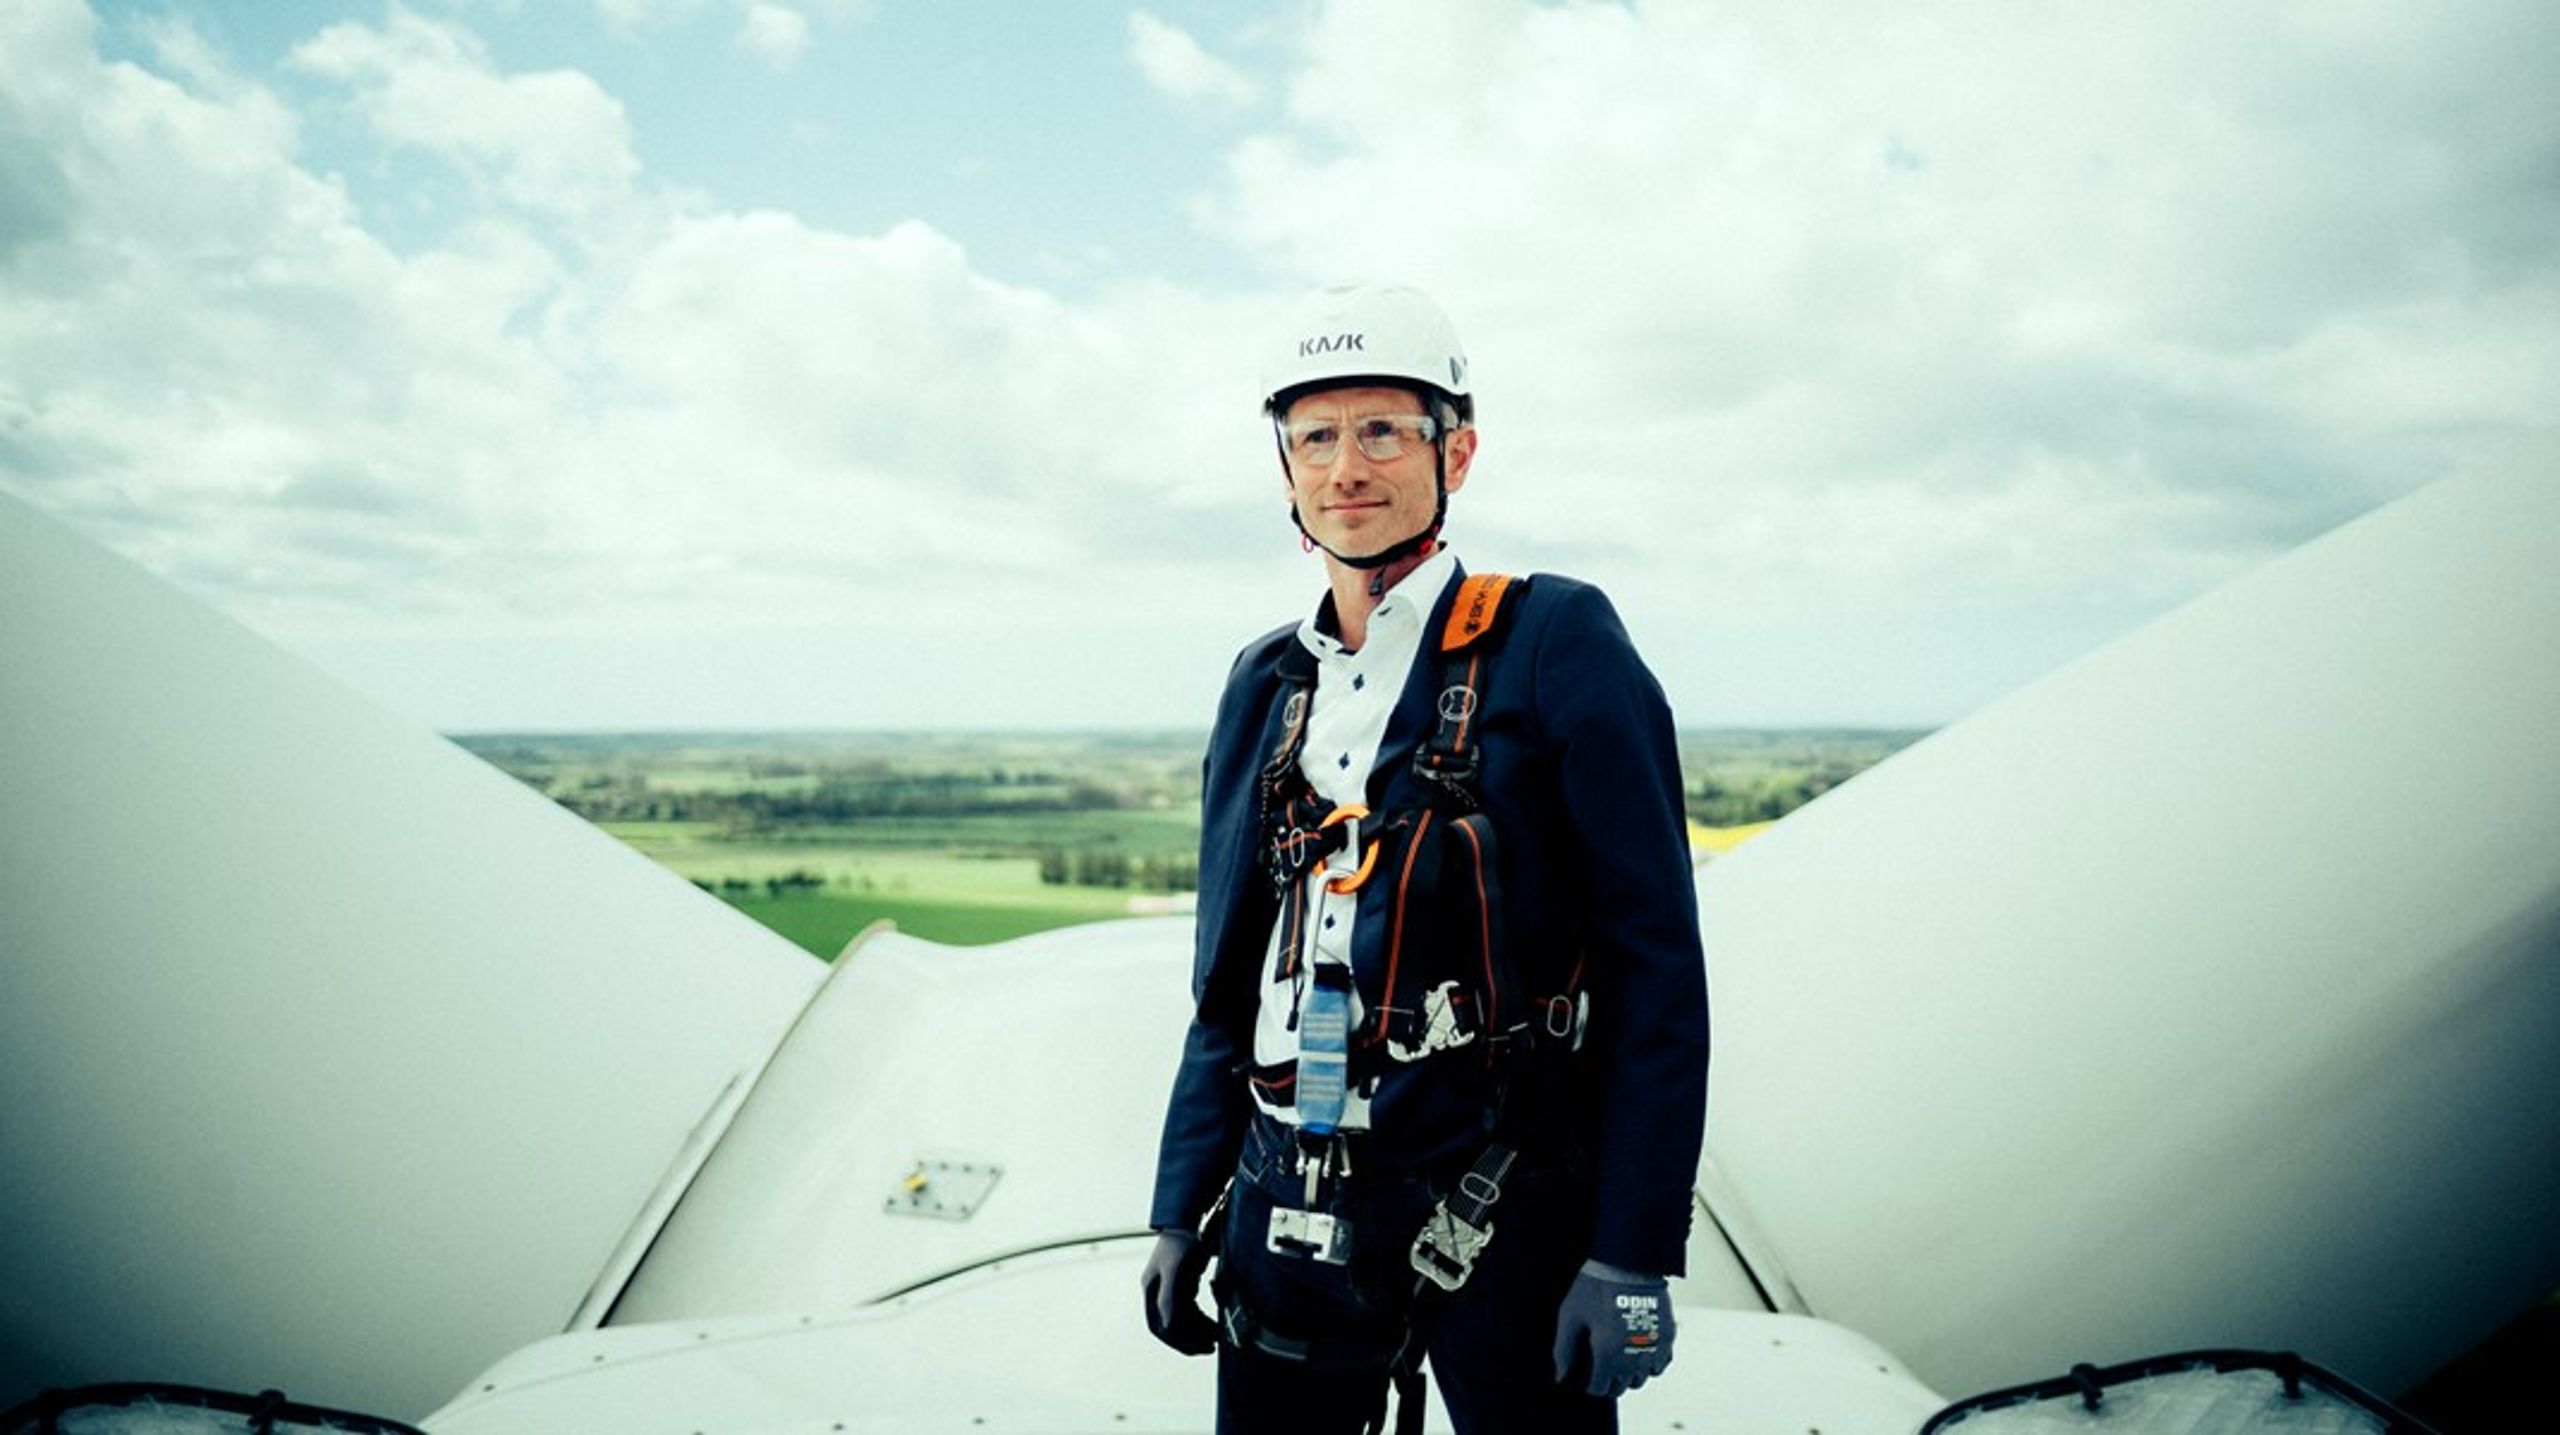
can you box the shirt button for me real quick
[1338,753,1351,768]
[1353,674,1365,690]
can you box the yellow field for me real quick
[1690,820,1774,856]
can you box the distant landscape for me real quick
[455,727,1927,959]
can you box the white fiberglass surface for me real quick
[0,496,822,1418]
[440,1261,1937,1435]
[612,917,1210,1315]
[1698,470,2560,1399]
[608,912,1761,1322]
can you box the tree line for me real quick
[1685,762,1872,825]
[1036,848,1198,892]
[690,869,828,899]
[546,773,1132,826]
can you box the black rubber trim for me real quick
[1919,1347,2440,1433]
[0,1382,427,1434]
[868,1228,1151,1303]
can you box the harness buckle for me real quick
[1409,1204,1495,1292]
[1543,992,1588,1049]
[1268,1206,1352,1265]
[1412,748,1482,808]
[1265,810,1325,895]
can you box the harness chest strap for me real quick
[1249,572,1589,1102]
[1254,573,1513,969]
[1262,575,1522,1053]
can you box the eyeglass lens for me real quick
[1287,415,1436,466]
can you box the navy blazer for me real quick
[1147,568,1709,1277]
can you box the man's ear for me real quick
[1442,425,1479,496]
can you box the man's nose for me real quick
[1320,443,1384,482]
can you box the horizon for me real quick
[440,719,1938,739]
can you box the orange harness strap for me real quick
[1439,573,1517,654]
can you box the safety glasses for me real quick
[1279,413,1441,469]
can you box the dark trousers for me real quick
[1213,1116,1616,1435]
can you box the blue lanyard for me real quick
[1295,808,1368,1136]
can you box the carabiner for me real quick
[1324,838,1380,894]
[1316,803,1374,892]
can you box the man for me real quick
[1141,282,1710,1434]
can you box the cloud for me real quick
[2,0,2551,729]
[733,3,810,70]
[0,0,1281,666]
[1129,11,1258,109]
[590,0,702,27]
[289,9,642,226]
[1201,0,2560,631]
[592,0,863,65]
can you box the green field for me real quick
[721,889,1131,957]
[456,728,1920,958]
[606,825,1148,954]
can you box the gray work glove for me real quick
[1140,1228,1219,1356]
[1551,1259,1675,1398]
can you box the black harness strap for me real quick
[1384,576,1532,1434]
[1444,812,1517,1059]
[1223,1300,1411,1435]
[1409,571,1515,810]
[1376,575,1530,1054]
[1257,641,1325,901]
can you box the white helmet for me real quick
[1258,282,1472,420]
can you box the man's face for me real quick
[1279,385,1476,563]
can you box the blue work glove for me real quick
[1551,1259,1675,1398]
[1140,1228,1219,1356]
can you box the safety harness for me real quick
[1251,575,1581,1098]
[1231,573,1590,1435]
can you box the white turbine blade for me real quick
[1698,468,2560,1397]
[0,495,823,1418]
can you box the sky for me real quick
[2,0,2554,733]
